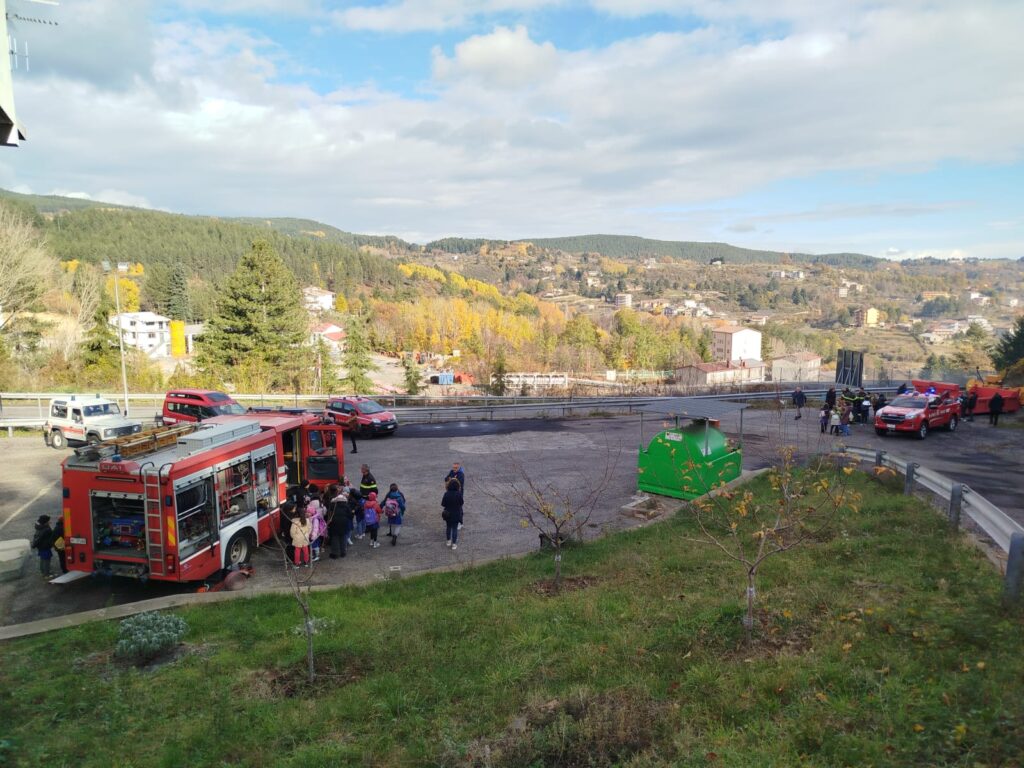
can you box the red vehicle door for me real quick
[301,424,345,488]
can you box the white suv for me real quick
[43,396,143,449]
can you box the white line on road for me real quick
[0,479,60,533]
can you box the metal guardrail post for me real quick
[874,450,885,468]
[1005,533,1024,608]
[948,483,964,531]
[904,463,918,496]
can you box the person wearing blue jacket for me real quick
[441,480,463,550]
[384,483,406,546]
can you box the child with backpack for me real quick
[383,483,406,546]
[363,492,382,548]
[305,490,326,562]
[31,515,55,579]
[819,406,829,434]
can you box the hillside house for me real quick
[712,326,762,363]
[769,352,822,382]
[854,307,880,327]
[303,287,335,313]
[109,312,171,357]
[310,322,345,351]
[674,360,766,387]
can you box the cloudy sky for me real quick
[2,0,1023,258]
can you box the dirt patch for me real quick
[531,575,599,597]
[72,642,211,677]
[720,610,816,660]
[247,655,367,700]
[458,689,670,768]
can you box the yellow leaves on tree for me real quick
[105,275,140,312]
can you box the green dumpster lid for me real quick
[635,397,749,421]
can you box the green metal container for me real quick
[637,420,742,500]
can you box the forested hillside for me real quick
[524,234,881,268]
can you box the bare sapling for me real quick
[271,502,319,684]
[486,446,619,590]
[683,413,860,642]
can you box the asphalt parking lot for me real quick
[1,407,1020,628]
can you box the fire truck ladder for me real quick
[140,462,167,578]
[111,423,198,460]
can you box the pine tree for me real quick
[697,329,712,362]
[196,240,310,389]
[490,347,508,395]
[402,355,423,395]
[313,337,341,395]
[992,316,1024,371]
[166,262,191,321]
[340,314,377,393]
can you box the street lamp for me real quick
[101,260,131,417]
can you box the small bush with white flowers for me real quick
[114,611,189,663]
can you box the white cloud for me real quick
[432,26,559,89]
[49,189,155,208]
[2,0,1022,255]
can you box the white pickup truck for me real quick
[42,396,143,449]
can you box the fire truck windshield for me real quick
[83,403,121,417]
[211,403,247,415]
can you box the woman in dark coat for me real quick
[442,480,464,550]
[825,387,837,410]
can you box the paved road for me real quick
[1,408,1020,627]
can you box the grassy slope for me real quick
[1,473,1022,767]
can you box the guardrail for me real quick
[843,445,1024,604]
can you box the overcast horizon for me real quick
[2,1,1022,261]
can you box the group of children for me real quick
[282,473,407,568]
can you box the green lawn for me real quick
[2,472,1022,767]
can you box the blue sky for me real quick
[2,0,1023,259]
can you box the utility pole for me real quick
[103,260,132,416]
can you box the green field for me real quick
[2,472,1022,767]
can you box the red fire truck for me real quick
[60,412,345,582]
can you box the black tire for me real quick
[50,430,66,450]
[917,422,928,440]
[224,531,253,567]
[86,434,101,446]
[875,427,887,437]
[947,415,958,432]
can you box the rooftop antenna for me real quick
[2,0,59,146]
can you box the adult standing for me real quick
[359,464,378,498]
[825,387,837,411]
[327,485,349,559]
[989,391,1004,426]
[336,411,358,454]
[791,387,807,420]
[897,382,909,395]
[442,479,464,550]
[445,461,466,530]
[444,462,465,492]
[965,389,978,422]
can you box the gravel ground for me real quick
[1,406,1020,627]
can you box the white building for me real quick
[614,293,633,308]
[675,360,766,387]
[303,287,336,313]
[712,326,762,363]
[769,352,822,382]
[109,312,171,357]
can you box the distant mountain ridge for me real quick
[1,188,879,268]
[426,234,881,268]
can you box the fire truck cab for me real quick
[60,412,344,583]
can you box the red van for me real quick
[162,389,247,424]
[324,396,398,436]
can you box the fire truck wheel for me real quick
[49,430,66,450]
[917,422,929,440]
[225,531,253,567]
[947,416,958,432]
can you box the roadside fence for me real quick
[843,445,1024,605]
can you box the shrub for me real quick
[114,611,188,663]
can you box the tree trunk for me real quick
[553,543,562,590]
[744,570,757,644]
[299,591,316,684]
